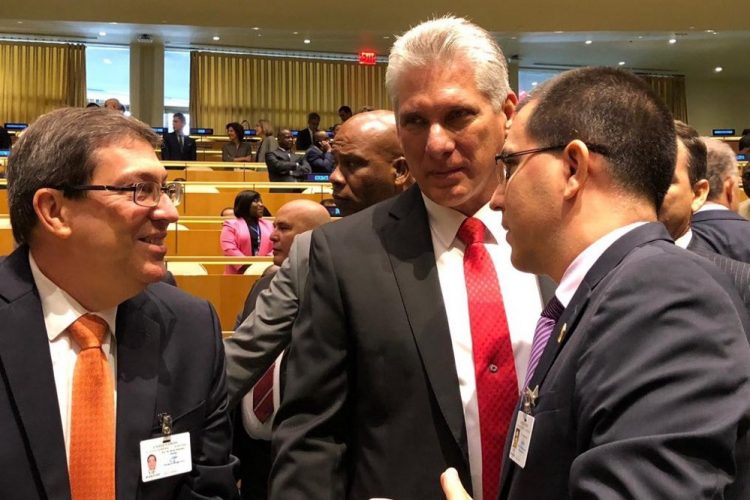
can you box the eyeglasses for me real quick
[52,181,184,207]
[495,143,609,181]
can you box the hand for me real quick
[441,468,473,500]
[321,140,332,152]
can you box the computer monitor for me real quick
[738,153,747,162]
[0,149,10,157]
[712,128,735,137]
[244,129,257,137]
[3,123,28,131]
[190,128,214,136]
[305,173,330,182]
[291,129,300,137]
[152,127,167,134]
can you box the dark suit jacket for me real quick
[688,235,750,315]
[499,223,750,499]
[264,148,311,182]
[295,129,313,151]
[0,247,238,500]
[161,132,197,161]
[691,208,750,263]
[270,185,549,499]
[304,145,334,174]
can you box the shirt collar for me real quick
[421,193,504,248]
[696,201,729,213]
[674,228,693,249]
[556,222,647,307]
[28,252,118,341]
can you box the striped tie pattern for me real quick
[523,296,564,389]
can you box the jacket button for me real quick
[489,364,498,373]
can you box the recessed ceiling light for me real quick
[103,58,112,64]
[511,36,517,40]
[383,36,390,39]
[292,31,298,35]
[585,40,592,45]
[714,66,723,73]
[638,35,643,39]
[303,39,311,44]
[668,38,677,44]
[705,29,715,33]
[16,21,23,24]
[531,81,538,87]
[99,31,107,37]
[109,22,118,25]
[618,61,626,66]
[212,36,220,41]
[257,34,262,37]
[252,27,260,31]
[553,31,564,34]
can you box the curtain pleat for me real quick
[640,74,688,122]
[0,42,86,123]
[189,51,390,131]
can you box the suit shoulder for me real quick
[144,281,215,316]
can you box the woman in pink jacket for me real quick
[220,189,273,274]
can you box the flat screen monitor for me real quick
[712,128,735,137]
[291,129,299,137]
[152,127,167,134]
[190,128,214,136]
[4,123,28,131]
[325,206,341,217]
[0,149,10,157]
[738,153,747,162]
[244,129,257,137]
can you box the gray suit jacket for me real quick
[499,223,750,499]
[224,230,312,408]
[264,148,311,182]
[691,208,750,263]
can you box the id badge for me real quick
[508,411,535,469]
[140,432,192,482]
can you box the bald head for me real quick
[330,110,412,216]
[270,199,330,265]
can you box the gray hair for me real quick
[386,16,510,111]
[7,107,161,244]
[702,137,738,201]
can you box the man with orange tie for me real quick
[0,107,237,499]
[270,17,550,500]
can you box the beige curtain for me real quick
[190,52,390,131]
[640,74,688,122]
[0,42,86,123]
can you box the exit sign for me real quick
[359,51,376,65]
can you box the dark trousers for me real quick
[232,410,272,500]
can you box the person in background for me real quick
[0,126,10,150]
[223,122,254,162]
[304,131,335,173]
[265,129,311,184]
[295,112,320,151]
[221,207,235,219]
[221,190,273,275]
[161,113,197,161]
[255,120,278,163]
[85,102,100,108]
[103,98,123,112]
[338,105,353,123]
[736,134,750,220]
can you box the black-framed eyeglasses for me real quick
[51,181,184,207]
[495,143,609,181]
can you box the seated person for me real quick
[304,131,335,173]
[295,112,320,151]
[220,190,273,275]
[0,126,11,149]
[223,122,254,162]
[265,129,310,182]
[255,120,279,162]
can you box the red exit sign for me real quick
[358,51,377,65]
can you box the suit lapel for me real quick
[0,248,71,500]
[381,186,470,467]
[114,291,163,500]
[499,223,673,493]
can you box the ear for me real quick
[561,140,590,200]
[32,188,73,239]
[392,157,412,188]
[501,91,518,122]
[691,179,710,212]
[724,176,738,207]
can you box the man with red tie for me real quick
[0,107,237,499]
[270,16,549,500]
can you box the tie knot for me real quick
[457,217,486,246]
[68,314,108,350]
[541,296,564,322]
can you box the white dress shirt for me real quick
[695,201,729,213]
[29,253,117,463]
[555,222,646,307]
[423,195,543,500]
[240,352,283,441]
[674,228,693,249]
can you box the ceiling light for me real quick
[103,58,112,64]
[212,36,220,41]
[303,39,311,44]
[16,21,23,24]
[109,22,118,25]
[705,29,715,33]
[252,27,260,31]
[668,38,677,44]
[714,66,723,73]
[99,31,107,37]
[553,31,564,34]
[585,40,592,45]
[618,61,626,66]
[292,31,298,35]
[531,81,538,87]
[383,36,390,39]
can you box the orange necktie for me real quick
[68,314,116,500]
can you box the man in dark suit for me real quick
[264,129,310,183]
[0,107,237,499]
[690,136,750,262]
[441,67,750,498]
[270,17,548,500]
[658,120,750,312]
[303,130,335,173]
[161,112,197,161]
[294,112,320,151]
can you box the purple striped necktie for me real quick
[523,296,564,388]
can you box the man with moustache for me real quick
[270,17,547,500]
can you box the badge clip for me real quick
[159,413,173,443]
[522,385,539,415]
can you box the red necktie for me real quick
[458,217,517,500]
[252,362,275,423]
[68,314,116,500]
